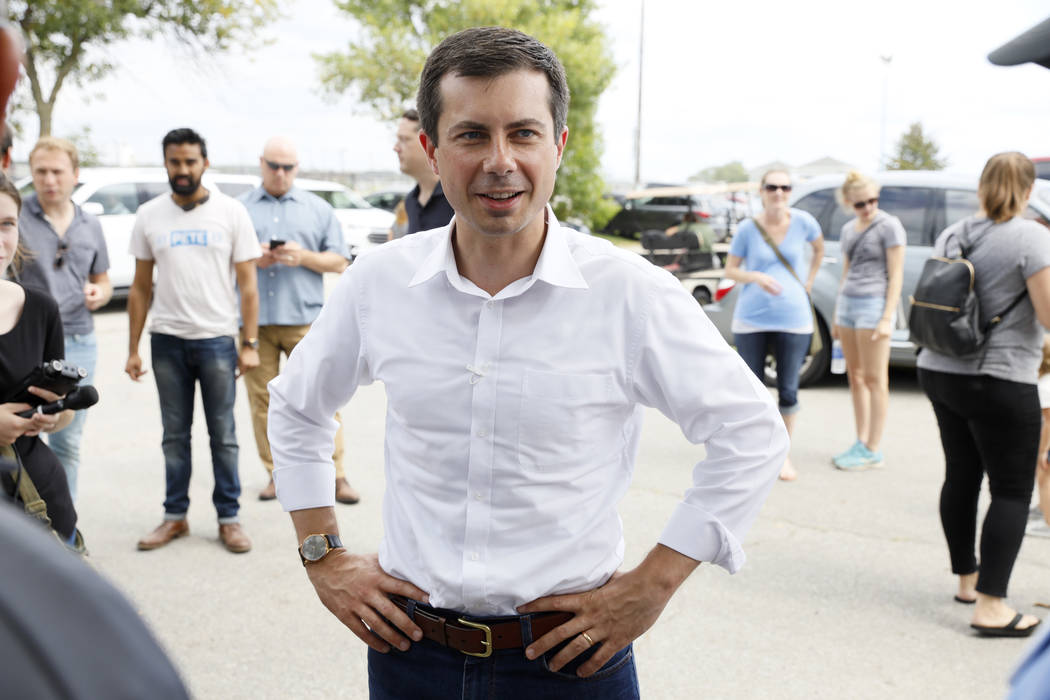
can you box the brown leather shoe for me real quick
[137,520,189,551]
[218,523,252,553]
[258,478,276,501]
[335,477,360,505]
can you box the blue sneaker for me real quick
[832,440,864,467]
[836,445,883,471]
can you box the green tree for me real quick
[11,0,278,137]
[315,0,617,229]
[690,161,748,183]
[885,121,947,171]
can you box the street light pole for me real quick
[879,54,892,171]
[633,0,644,189]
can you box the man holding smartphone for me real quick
[239,136,357,504]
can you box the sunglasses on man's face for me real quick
[853,197,879,211]
[54,239,69,269]
[265,160,296,173]
[763,184,792,193]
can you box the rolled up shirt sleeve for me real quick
[268,267,372,511]
[628,273,788,573]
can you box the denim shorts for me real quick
[835,295,889,329]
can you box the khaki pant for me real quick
[244,324,345,479]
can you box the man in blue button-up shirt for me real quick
[239,137,356,504]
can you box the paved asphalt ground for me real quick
[70,301,1048,700]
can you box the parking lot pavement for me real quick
[74,305,1048,699]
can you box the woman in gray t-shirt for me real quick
[830,171,906,471]
[918,152,1050,639]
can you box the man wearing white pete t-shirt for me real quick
[126,127,261,555]
[268,28,788,696]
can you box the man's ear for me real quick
[420,132,439,176]
[555,126,568,169]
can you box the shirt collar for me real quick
[248,185,303,203]
[408,205,588,293]
[25,193,88,226]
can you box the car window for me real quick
[138,182,170,204]
[1035,160,1050,181]
[214,182,254,198]
[830,186,933,247]
[309,189,370,209]
[793,189,835,238]
[85,183,139,215]
[945,189,979,228]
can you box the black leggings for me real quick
[918,369,1038,597]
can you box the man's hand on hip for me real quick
[306,551,430,653]
[516,544,699,677]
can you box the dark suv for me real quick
[602,189,714,239]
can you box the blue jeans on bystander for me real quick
[46,331,97,500]
[150,333,241,523]
[733,330,811,415]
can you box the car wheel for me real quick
[691,285,712,305]
[762,315,831,388]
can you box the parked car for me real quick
[701,171,1050,386]
[295,178,395,258]
[17,168,261,300]
[1034,157,1050,181]
[364,190,407,212]
[602,188,716,239]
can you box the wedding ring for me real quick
[580,632,595,647]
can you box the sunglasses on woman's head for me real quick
[853,197,879,210]
[54,239,69,269]
[763,184,792,193]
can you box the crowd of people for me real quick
[1,22,1049,698]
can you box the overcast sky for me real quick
[16,0,1050,187]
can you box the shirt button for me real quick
[476,429,487,438]
[486,300,494,309]
[473,492,483,501]
[470,552,479,561]
[269,271,275,277]
[268,291,274,297]
[273,217,279,223]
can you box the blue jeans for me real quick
[734,331,811,415]
[151,333,241,522]
[368,626,639,700]
[46,331,97,501]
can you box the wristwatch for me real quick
[241,337,259,350]
[298,533,344,566]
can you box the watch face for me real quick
[301,535,329,561]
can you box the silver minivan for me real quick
[701,171,1050,386]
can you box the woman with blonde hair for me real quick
[918,152,1050,637]
[830,171,906,470]
[724,169,824,481]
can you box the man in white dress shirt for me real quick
[268,27,788,698]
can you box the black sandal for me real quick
[971,613,1041,638]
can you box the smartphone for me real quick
[3,360,87,406]
[269,238,286,249]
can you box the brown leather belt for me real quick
[389,595,573,658]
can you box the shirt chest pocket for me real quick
[517,369,625,470]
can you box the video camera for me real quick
[3,360,87,407]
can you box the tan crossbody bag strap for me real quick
[751,217,823,354]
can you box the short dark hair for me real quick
[162,128,207,159]
[0,124,11,156]
[417,26,569,145]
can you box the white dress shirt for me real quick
[269,208,788,616]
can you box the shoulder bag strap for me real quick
[752,217,807,291]
[958,217,1029,331]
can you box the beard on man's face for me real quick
[169,173,199,196]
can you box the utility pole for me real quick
[879,54,892,171]
[633,0,644,189]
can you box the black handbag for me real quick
[908,220,1026,357]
